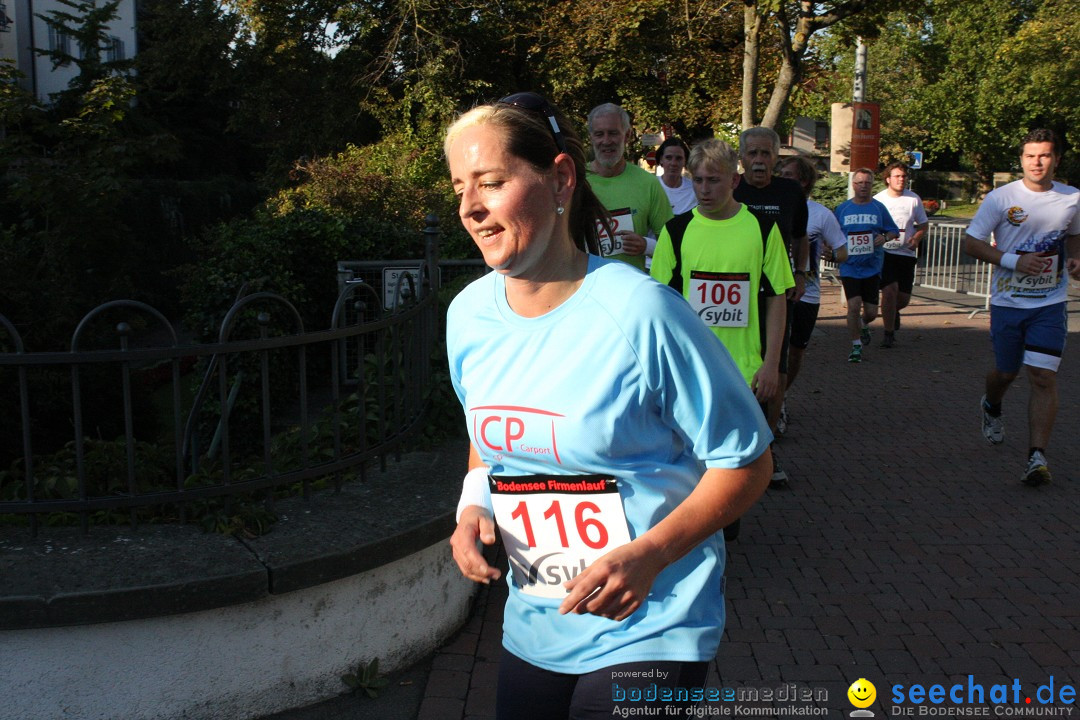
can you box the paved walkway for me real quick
[274,283,1080,720]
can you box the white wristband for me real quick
[644,233,658,257]
[1000,252,1020,271]
[456,467,490,523]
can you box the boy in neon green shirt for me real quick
[651,139,794,401]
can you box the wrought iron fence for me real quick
[0,217,456,535]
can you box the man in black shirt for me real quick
[733,127,809,488]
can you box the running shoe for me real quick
[769,447,789,488]
[880,332,895,349]
[1021,451,1051,487]
[980,395,1004,444]
[861,325,872,346]
[777,400,789,436]
[848,345,862,363]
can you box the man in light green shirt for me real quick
[586,103,673,270]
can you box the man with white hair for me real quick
[586,103,673,270]
[733,126,809,488]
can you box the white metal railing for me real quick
[917,223,993,308]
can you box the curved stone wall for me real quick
[1,540,474,720]
[0,444,473,720]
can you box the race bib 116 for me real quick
[489,475,632,598]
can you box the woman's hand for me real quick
[450,505,501,585]
[558,537,667,621]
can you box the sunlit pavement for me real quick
[268,283,1080,720]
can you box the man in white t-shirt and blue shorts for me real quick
[874,161,929,348]
[963,128,1080,486]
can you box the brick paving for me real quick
[417,284,1080,720]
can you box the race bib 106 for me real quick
[689,271,751,327]
[597,208,634,256]
[489,474,632,599]
[847,232,874,256]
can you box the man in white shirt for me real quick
[962,129,1080,486]
[777,156,847,423]
[874,162,929,348]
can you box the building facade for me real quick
[0,0,136,102]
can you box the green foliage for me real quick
[537,0,744,140]
[176,206,350,463]
[802,0,1078,185]
[0,343,447,532]
[0,6,182,351]
[342,658,389,698]
[132,0,254,179]
[178,207,354,342]
[810,172,853,211]
[0,437,179,529]
[267,135,473,260]
[35,0,133,107]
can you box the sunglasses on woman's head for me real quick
[498,92,568,155]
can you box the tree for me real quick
[803,0,1078,188]
[134,0,247,177]
[787,4,936,163]
[36,0,133,111]
[740,0,915,131]
[740,1,764,130]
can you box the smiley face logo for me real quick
[847,678,877,708]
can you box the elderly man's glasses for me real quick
[498,92,568,155]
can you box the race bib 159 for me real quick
[847,232,874,256]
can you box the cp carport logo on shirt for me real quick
[470,405,565,464]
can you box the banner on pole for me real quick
[849,102,881,171]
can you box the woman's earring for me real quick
[556,204,565,216]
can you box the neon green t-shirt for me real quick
[651,205,794,386]
[587,163,673,270]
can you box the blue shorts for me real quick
[990,302,1067,374]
